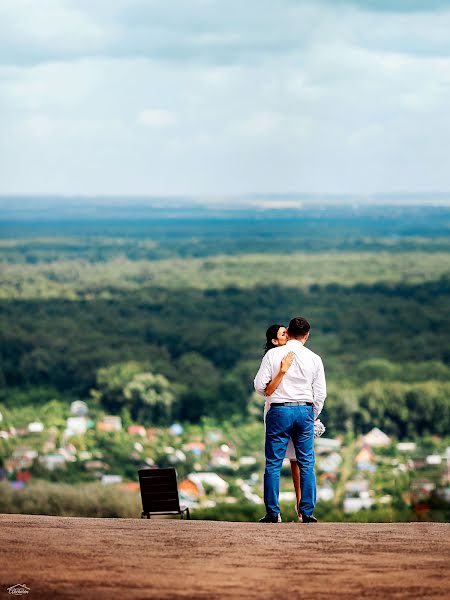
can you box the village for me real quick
[1,400,449,521]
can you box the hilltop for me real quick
[1,514,448,599]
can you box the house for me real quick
[396,442,417,452]
[66,417,87,436]
[279,491,296,503]
[179,478,201,497]
[355,447,375,465]
[345,479,369,495]
[186,473,229,495]
[206,430,222,442]
[127,425,146,437]
[362,427,391,448]
[315,438,342,453]
[355,447,375,468]
[355,447,376,472]
[96,416,122,432]
[43,438,56,453]
[220,443,236,455]
[11,447,38,469]
[70,400,88,416]
[318,471,337,483]
[28,421,44,433]
[101,474,123,485]
[39,454,66,470]
[84,460,109,471]
[13,447,38,460]
[343,496,374,513]
[168,450,186,463]
[317,452,342,474]
[169,423,183,436]
[426,455,442,466]
[59,445,77,461]
[317,486,334,502]
[239,456,257,466]
[146,427,159,441]
[183,442,205,456]
[15,428,29,437]
[210,448,231,467]
[236,479,264,504]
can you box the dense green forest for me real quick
[1,205,450,439]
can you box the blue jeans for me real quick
[264,404,316,517]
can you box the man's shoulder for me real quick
[303,345,323,363]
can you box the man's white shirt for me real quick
[254,339,327,418]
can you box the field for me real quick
[1,514,449,599]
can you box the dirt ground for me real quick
[1,515,449,600]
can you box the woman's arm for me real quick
[264,351,294,396]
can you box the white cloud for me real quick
[1,1,450,195]
[138,109,176,127]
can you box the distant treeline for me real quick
[1,279,449,437]
[2,206,450,262]
[2,252,450,299]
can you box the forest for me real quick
[1,204,449,439]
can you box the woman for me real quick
[262,324,301,520]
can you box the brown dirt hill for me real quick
[1,514,449,599]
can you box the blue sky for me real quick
[1,0,450,196]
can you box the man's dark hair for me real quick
[288,316,310,338]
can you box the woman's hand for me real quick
[280,351,294,373]
[264,351,295,396]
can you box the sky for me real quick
[1,0,450,197]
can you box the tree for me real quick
[124,372,176,423]
[91,362,177,424]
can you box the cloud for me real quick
[1,0,450,195]
[326,0,450,12]
[138,109,176,127]
[2,0,450,69]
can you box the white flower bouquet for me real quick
[314,419,326,438]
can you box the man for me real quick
[254,316,326,523]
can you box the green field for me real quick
[2,251,450,299]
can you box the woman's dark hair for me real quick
[264,323,285,355]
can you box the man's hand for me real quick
[280,351,294,373]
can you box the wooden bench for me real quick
[138,467,190,519]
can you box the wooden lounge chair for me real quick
[138,467,190,519]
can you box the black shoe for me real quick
[259,514,281,523]
[301,514,318,523]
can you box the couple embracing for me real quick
[254,316,327,523]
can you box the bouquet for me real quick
[314,419,326,438]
